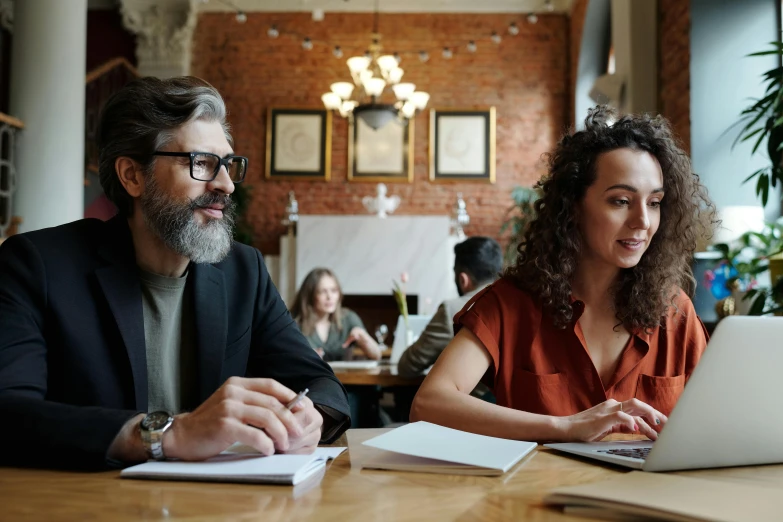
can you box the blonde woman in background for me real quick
[291,268,381,361]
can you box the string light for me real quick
[467,41,477,53]
[235,11,247,23]
[267,25,279,38]
[527,13,538,24]
[333,45,343,58]
[508,22,519,35]
[418,50,429,62]
[302,37,313,50]
[442,47,453,59]
[491,31,501,44]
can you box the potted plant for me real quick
[708,221,783,316]
[713,41,783,316]
[499,186,541,266]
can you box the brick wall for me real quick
[192,12,569,255]
[658,0,691,153]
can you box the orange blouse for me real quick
[454,277,708,417]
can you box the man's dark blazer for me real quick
[0,216,350,469]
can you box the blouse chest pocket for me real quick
[635,374,685,417]
[510,369,575,416]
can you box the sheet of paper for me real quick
[362,421,537,472]
[222,444,346,460]
[328,360,379,369]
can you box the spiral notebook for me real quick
[121,447,346,485]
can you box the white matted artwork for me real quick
[348,117,413,183]
[265,108,331,180]
[429,108,496,183]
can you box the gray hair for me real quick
[97,76,232,216]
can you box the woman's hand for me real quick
[561,399,668,442]
[343,327,381,360]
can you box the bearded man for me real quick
[0,77,350,470]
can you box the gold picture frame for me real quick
[265,108,332,181]
[429,107,496,184]
[347,116,414,183]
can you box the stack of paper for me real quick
[360,421,537,476]
[121,447,345,485]
[545,472,781,522]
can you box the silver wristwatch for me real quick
[140,411,175,460]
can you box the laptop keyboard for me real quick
[597,447,651,460]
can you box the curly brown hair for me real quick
[507,106,717,330]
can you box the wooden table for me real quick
[2,430,782,521]
[331,364,426,387]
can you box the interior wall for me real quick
[191,12,569,254]
[690,0,781,218]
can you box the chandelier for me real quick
[321,5,429,130]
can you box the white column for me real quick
[10,0,86,233]
[120,0,198,78]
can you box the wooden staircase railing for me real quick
[84,57,139,179]
[0,111,24,240]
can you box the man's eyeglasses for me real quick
[152,151,248,183]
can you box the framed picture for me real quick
[348,117,413,183]
[429,107,496,183]
[265,108,331,181]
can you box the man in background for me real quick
[398,236,503,392]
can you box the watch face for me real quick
[142,411,173,431]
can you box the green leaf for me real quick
[742,168,768,184]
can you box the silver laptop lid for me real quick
[644,316,783,472]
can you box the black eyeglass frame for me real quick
[152,151,249,183]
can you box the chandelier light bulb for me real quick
[347,56,371,73]
[339,100,358,117]
[333,46,343,58]
[392,82,416,101]
[401,101,417,119]
[363,77,387,97]
[393,52,402,64]
[267,24,279,38]
[491,31,502,44]
[377,55,399,72]
[508,21,520,35]
[410,91,430,110]
[302,37,313,50]
[442,47,453,59]
[467,40,477,53]
[330,81,355,100]
[321,92,342,110]
[418,50,429,62]
[388,67,404,84]
[527,13,538,24]
[235,11,247,23]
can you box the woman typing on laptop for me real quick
[411,106,717,443]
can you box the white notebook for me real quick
[120,447,346,485]
[328,360,379,369]
[361,422,537,476]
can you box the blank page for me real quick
[362,422,537,472]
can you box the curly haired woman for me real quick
[411,106,717,443]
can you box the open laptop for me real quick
[388,314,433,364]
[545,316,783,472]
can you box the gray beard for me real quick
[140,174,237,264]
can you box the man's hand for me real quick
[281,396,323,454]
[162,377,305,460]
